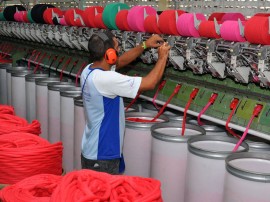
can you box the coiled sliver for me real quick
[0,133,63,184]
[1,174,62,202]
[0,169,162,201]
[50,169,162,202]
[0,114,41,135]
[0,106,15,115]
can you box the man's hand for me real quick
[157,42,171,60]
[145,34,165,49]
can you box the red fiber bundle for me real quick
[208,12,225,21]
[94,13,107,29]
[64,8,84,26]
[110,176,162,202]
[43,8,63,25]
[1,174,62,202]
[244,16,270,45]
[158,9,185,35]
[0,105,15,115]
[254,13,270,17]
[144,15,162,34]
[50,169,112,201]
[82,6,104,28]
[115,10,131,31]
[0,114,41,135]
[0,133,63,184]
[50,169,162,202]
[198,20,221,38]
[126,117,158,123]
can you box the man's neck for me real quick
[91,61,111,71]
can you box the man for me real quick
[81,30,170,174]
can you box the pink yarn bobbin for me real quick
[14,12,21,22]
[220,20,246,42]
[127,6,156,32]
[177,13,206,37]
[59,17,67,26]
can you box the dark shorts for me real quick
[81,154,120,175]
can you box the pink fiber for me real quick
[14,12,21,22]
[127,6,156,32]
[59,18,67,26]
[220,20,246,42]
[233,115,255,152]
[221,12,245,22]
[177,13,206,37]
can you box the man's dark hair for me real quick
[88,30,115,62]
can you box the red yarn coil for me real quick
[94,13,107,29]
[208,12,225,21]
[254,13,270,17]
[64,9,84,26]
[0,132,63,184]
[158,10,185,35]
[1,174,62,202]
[109,176,162,202]
[115,10,131,31]
[82,6,104,28]
[50,169,162,202]
[198,20,221,38]
[0,114,41,135]
[43,8,63,25]
[144,15,162,34]
[0,105,15,115]
[244,16,270,45]
[22,11,29,22]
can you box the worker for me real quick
[80,30,170,174]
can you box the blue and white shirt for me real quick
[80,64,142,161]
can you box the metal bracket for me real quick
[73,10,85,27]
[214,18,220,35]
[238,18,244,37]
[193,13,201,30]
